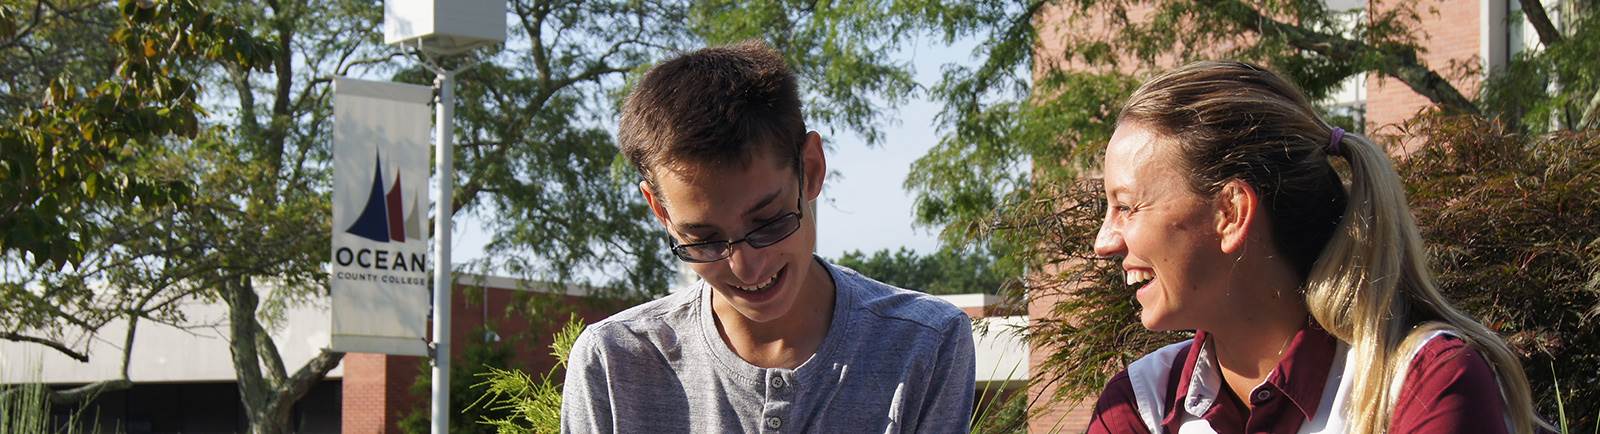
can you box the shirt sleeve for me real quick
[1087,371,1153,434]
[560,329,614,434]
[914,314,977,433]
[1389,335,1510,434]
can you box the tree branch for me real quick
[1517,0,1562,47]
[254,318,288,390]
[264,0,296,190]
[272,349,343,409]
[118,309,139,379]
[230,65,260,143]
[222,276,269,415]
[0,1,47,52]
[1579,88,1600,131]
[1203,0,1480,115]
[47,379,132,405]
[334,52,404,77]
[0,331,88,362]
[45,310,141,405]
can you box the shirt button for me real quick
[1254,389,1273,402]
[770,377,787,389]
[765,416,782,429]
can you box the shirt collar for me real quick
[1161,319,1339,427]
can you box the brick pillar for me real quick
[1025,287,1096,434]
[341,353,424,434]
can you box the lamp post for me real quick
[382,2,504,433]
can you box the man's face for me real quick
[642,133,826,324]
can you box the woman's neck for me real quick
[1204,265,1310,408]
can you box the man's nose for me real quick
[726,242,772,284]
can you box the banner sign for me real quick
[330,77,433,356]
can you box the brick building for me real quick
[0,274,626,433]
[1025,0,1557,432]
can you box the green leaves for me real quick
[1480,9,1600,133]
[467,315,588,434]
[1,0,275,269]
[833,245,1015,295]
[689,0,918,147]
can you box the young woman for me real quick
[1086,61,1546,434]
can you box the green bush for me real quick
[398,325,516,434]
[1397,114,1599,429]
[971,389,1028,434]
[0,382,52,433]
[468,315,585,434]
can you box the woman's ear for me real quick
[640,180,671,228]
[801,131,826,202]
[1215,179,1260,255]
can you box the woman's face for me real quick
[1094,122,1235,331]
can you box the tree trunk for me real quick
[221,276,345,433]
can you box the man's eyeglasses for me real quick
[669,174,806,263]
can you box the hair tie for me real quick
[1328,127,1345,155]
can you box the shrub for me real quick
[469,315,585,434]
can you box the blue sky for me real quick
[813,38,981,258]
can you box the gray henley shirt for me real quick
[560,259,976,433]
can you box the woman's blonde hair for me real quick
[1118,60,1546,433]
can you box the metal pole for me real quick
[431,68,455,434]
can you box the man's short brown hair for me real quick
[618,40,806,187]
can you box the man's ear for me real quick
[640,180,671,228]
[801,131,826,202]
[1215,179,1259,255]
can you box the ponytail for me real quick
[1308,131,1548,434]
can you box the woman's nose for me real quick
[1093,219,1125,258]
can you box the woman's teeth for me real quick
[736,273,779,292]
[1125,270,1154,287]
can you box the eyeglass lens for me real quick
[674,213,800,262]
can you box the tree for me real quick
[0,0,271,268]
[415,0,926,292]
[0,0,275,405]
[4,0,940,432]
[1482,0,1600,132]
[833,246,1014,295]
[900,0,1598,427]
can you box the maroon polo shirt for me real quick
[1087,322,1510,434]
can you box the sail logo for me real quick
[346,152,425,243]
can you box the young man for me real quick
[559,41,976,433]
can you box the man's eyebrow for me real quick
[742,188,782,217]
[671,187,783,232]
[675,222,718,232]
